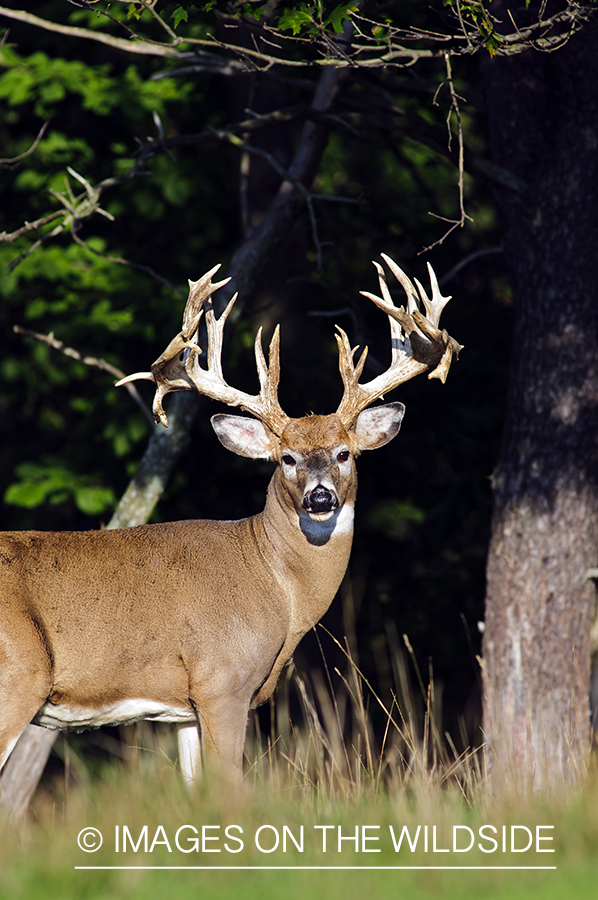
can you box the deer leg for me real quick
[0,726,57,820]
[195,693,251,781]
[177,721,202,786]
[0,614,53,793]
[0,690,53,819]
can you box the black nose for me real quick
[303,485,338,514]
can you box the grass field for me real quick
[1,660,597,899]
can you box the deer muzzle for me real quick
[302,485,339,518]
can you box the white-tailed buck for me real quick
[0,255,460,785]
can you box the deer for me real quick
[0,254,460,789]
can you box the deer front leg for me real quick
[0,726,57,819]
[194,693,251,782]
[177,722,202,785]
[0,614,52,774]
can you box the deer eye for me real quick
[337,450,350,463]
[282,455,296,467]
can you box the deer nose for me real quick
[303,485,338,514]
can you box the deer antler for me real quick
[335,253,462,427]
[117,264,290,435]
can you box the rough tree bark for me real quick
[0,50,348,817]
[482,19,598,789]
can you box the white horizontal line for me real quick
[75,866,557,871]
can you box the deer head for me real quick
[117,255,461,527]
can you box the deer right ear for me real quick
[211,414,273,459]
[353,401,405,451]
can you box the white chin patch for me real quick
[308,511,335,522]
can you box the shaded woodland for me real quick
[1,0,596,791]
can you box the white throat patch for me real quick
[299,503,354,546]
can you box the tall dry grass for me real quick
[244,624,483,808]
[1,627,598,899]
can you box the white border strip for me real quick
[75,865,557,871]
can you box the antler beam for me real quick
[117,264,290,436]
[335,253,462,427]
[118,255,460,435]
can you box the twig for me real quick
[5,122,157,270]
[13,325,154,426]
[211,127,327,269]
[135,0,177,41]
[0,2,593,69]
[307,306,358,333]
[70,230,186,297]
[6,167,118,272]
[0,5,183,57]
[0,211,65,244]
[0,122,49,168]
[439,245,504,287]
[420,53,473,254]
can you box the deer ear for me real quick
[353,402,405,451]
[211,414,273,459]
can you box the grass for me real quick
[1,642,597,900]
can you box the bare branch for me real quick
[4,123,158,270]
[0,6,183,57]
[13,326,154,426]
[0,211,65,244]
[439,245,504,287]
[420,53,473,253]
[135,0,177,41]
[6,167,118,272]
[70,230,185,297]
[0,122,48,168]
[1,2,592,71]
[210,125,357,268]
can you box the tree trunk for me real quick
[482,22,598,789]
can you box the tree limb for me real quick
[0,121,48,168]
[1,2,593,69]
[0,6,183,57]
[12,325,154,426]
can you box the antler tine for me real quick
[183,265,231,339]
[380,252,420,316]
[372,260,404,365]
[426,261,451,321]
[252,325,290,435]
[205,292,237,378]
[335,255,462,428]
[335,326,368,384]
[116,263,291,434]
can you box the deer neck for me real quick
[256,467,356,632]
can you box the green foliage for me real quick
[170,5,192,28]
[443,0,504,55]
[277,2,359,35]
[5,460,116,514]
[367,499,426,542]
[166,0,359,36]
[0,48,118,117]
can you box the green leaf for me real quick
[171,5,189,28]
[4,461,115,516]
[4,480,51,508]
[325,3,356,34]
[278,6,314,35]
[127,3,143,20]
[74,485,116,516]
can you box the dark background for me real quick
[0,1,514,771]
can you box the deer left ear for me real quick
[353,402,405,451]
[211,414,273,459]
